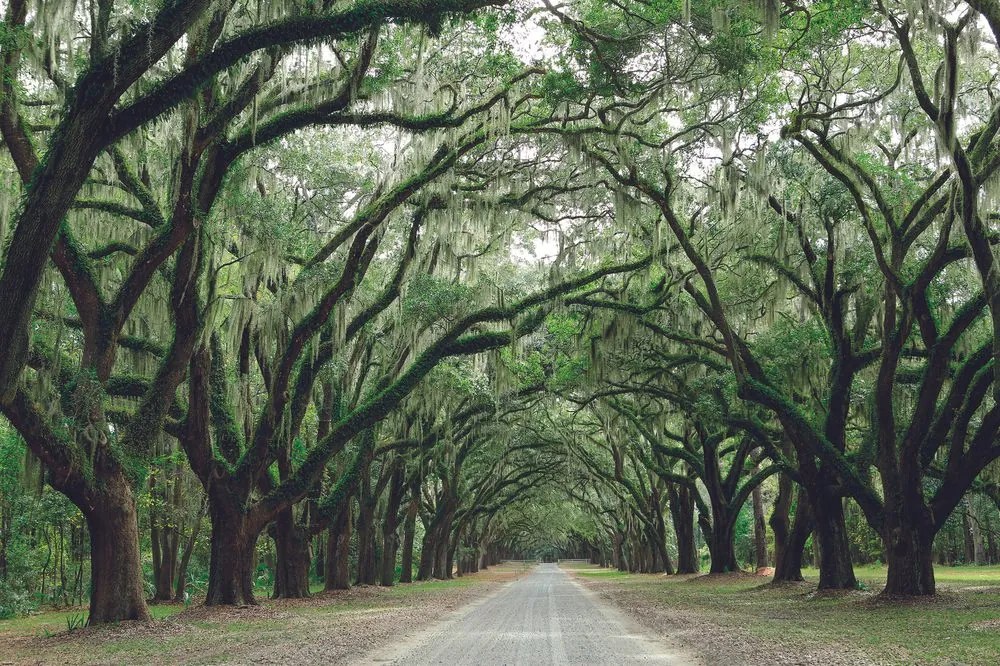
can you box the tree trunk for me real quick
[430,505,457,579]
[151,522,178,602]
[85,476,152,623]
[149,471,174,602]
[150,517,166,601]
[380,466,405,586]
[400,494,418,583]
[355,498,377,586]
[271,508,311,598]
[771,487,812,583]
[882,505,935,596]
[811,490,857,591]
[967,503,986,565]
[752,483,768,569]
[669,484,698,574]
[325,506,352,591]
[613,532,624,571]
[205,490,258,606]
[174,498,206,602]
[314,533,325,579]
[417,524,436,581]
[443,533,457,580]
[648,488,674,574]
[704,516,739,574]
[479,540,491,570]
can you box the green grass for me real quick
[0,603,183,636]
[818,563,1000,589]
[568,563,1000,665]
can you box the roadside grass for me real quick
[833,563,1000,588]
[0,563,527,665]
[0,604,182,636]
[567,563,1000,665]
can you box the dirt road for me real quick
[361,563,698,665]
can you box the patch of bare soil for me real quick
[969,619,1000,632]
[860,590,960,607]
[960,585,1000,594]
[749,580,816,595]
[571,571,884,666]
[684,571,759,583]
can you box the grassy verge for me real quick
[0,564,525,665]
[566,563,1000,665]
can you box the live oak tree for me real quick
[0,0,514,623]
[557,0,1000,595]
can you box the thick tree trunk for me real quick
[811,490,857,590]
[85,476,151,623]
[271,508,311,599]
[648,489,674,574]
[434,508,456,579]
[205,490,258,606]
[325,507,352,591]
[479,539,492,570]
[669,484,699,573]
[417,525,436,581]
[355,498,377,586]
[882,504,935,596]
[704,518,739,574]
[380,526,399,586]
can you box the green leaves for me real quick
[402,273,475,326]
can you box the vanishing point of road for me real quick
[363,563,696,665]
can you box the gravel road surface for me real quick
[362,563,698,665]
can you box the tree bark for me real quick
[174,498,206,602]
[205,489,258,606]
[668,483,698,573]
[379,465,406,586]
[752,482,768,569]
[314,533,325,579]
[85,474,152,623]
[271,508,311,598]
[967,502,986,565]
[417,523,436,580]
[702,514,739,574]
[399,493,418,583]
[882,500,935,595]
[811,489,857,590]
[771,485,812,583]
[355,495,377,586]
[648,486,674,574]
[325,506,352,591]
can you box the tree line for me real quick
[3,0,1000,625]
